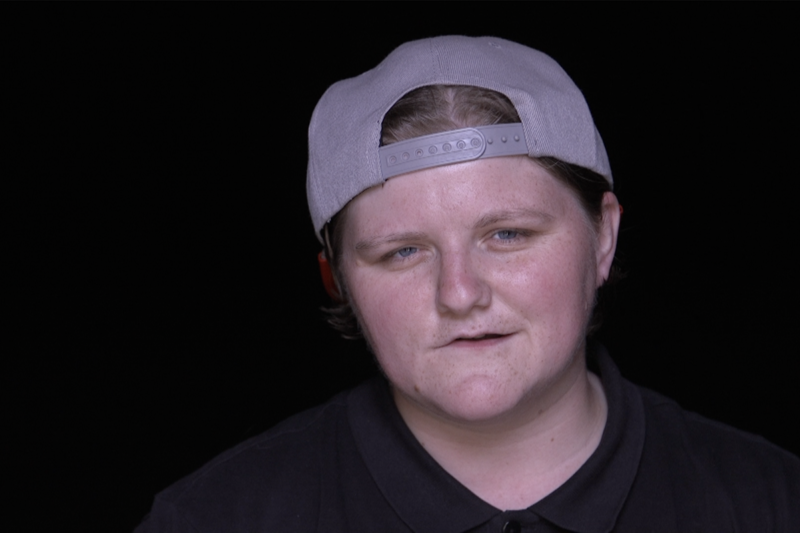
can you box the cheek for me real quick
[495,237,597,328]
[349,284,424,386]
[347,270,428,352]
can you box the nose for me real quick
[436,249,491,316]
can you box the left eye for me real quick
[494,230,518,240]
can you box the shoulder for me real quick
[135,389,353,533]
[638,384,799,470]
[633,384,800,530]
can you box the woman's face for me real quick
[340,156,619,425]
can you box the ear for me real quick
[318,251,344,302]
[595,191,621,287]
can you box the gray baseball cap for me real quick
[306,35,611,241]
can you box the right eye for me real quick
[494,230,519,240]
[395,247,418,258]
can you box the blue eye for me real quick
[495,230,518,240]
[397,247,417,258]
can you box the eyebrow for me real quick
[354,209,555,251]
[354,232,428,252]
[473,208,554,229]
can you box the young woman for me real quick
[137,36,799,533]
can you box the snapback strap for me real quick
[379,123,528,180]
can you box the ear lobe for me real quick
[595,192,621,286]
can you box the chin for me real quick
[426,377,530,424]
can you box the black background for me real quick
[12,8,799,532]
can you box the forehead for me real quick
[340,156,589,240]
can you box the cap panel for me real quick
[307,36,611,240]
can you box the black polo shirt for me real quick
[135,346,800,532]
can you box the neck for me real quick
[393,360,607,510]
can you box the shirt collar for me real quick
[531,343,645,533]
[348,376,497,532]
[347,343,645,533]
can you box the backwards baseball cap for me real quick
[306,35,611,241]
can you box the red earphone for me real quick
[318,251,343,302]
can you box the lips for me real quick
[460,333,504,341]
[444,332,511,347]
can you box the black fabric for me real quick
[135,346,800,532]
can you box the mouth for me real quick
[446,332,511,347]
[460,333,505,341]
